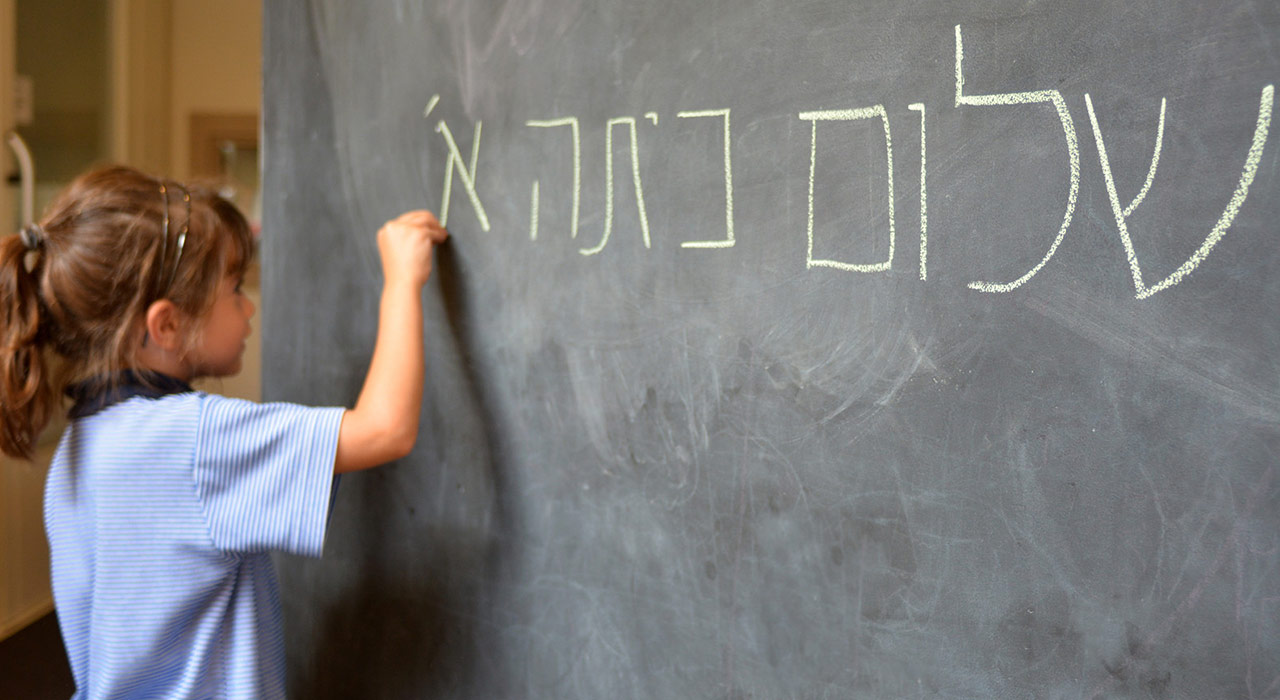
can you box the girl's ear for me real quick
[144,299,186,352]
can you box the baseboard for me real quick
[0,596,54,643]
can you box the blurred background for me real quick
[0,1,262,694]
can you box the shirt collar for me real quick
[66,370,194,419]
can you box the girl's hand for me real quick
[377,210,448,288]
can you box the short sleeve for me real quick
[193,394,345,557]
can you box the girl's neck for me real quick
[135,337,194,383]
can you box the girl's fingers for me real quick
[387,211,448,240]
[396,210,439,226]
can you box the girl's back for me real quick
[47,390,342,698]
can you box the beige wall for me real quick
[1,0,263,642]
[0,445,56,641]
[16,0,109,182]
[170,0,261,181]
[0,0,12,222]
[0,0,50,643]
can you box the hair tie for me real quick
[18,223,44,252]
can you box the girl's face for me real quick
[188,273,255,379]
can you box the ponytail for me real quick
[0,231,54,460]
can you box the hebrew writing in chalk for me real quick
[580,117,653,256]
[527,117,582,242]
[432,27,1272,302]
[909,103,928,281]
[954,24,1080,293]
[433,112,491,232]
[799,106,896,272]
[1086,86,1274,299]
[677,109,735,249]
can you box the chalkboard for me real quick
[262,1,1280,697]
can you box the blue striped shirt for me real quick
[44,392,345,699]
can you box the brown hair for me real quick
[0,165,254,459]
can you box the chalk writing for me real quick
[529,180,540,241]
[434,117,491,232]
[955,24,1080,293]
[424,24,1271,298]
[1087,86,1274,298]
[677,109,735,249]
[909,103,927,281]
[580,117,653,256]
[799,106,896,272]
[526,117,582,240]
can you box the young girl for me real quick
[0,165,447,699]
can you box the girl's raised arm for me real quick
[333,210,448,473]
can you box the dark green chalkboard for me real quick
[263,1,1280,697]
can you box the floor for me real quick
[0,613,74,699]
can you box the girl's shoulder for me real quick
[195,392,327,420]
[193,393,345,445]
